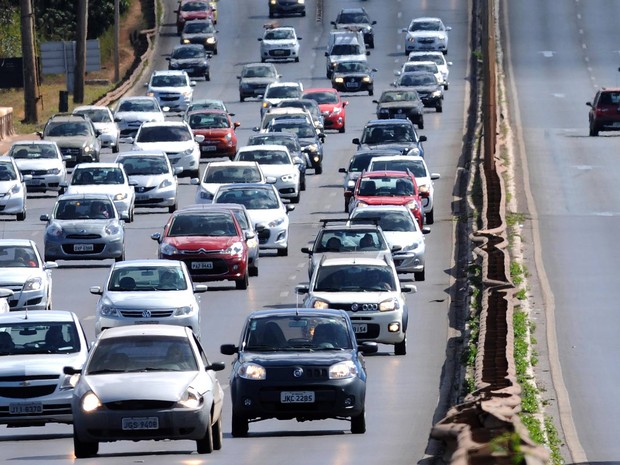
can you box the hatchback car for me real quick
[331,7,376,48]
[40,194,126,262]
[401,16,451,54]
[268,0,306,18]
[7,140,67,193]
[373,88,425,128]
[113,96,167,139]
[260,81,304,117]
[191,160,267,203]
[151,209,250,289]
[247,132,307,190]
[90,259,207,337]
[220,308,375,436]
[267,118,325,174]
[175,0,216,33]
[180,19,218,54]
[0,239,57,310]
[187,109,240,159]
[145,70,196,112]
[273,98,324,132]
[66,324,225,457]
[331,60,376,95]
[0,157,28,221]
[393,71,444,112]
[353,119,427,157]
[303,88,348,133]
[259,25,302,63]
[37,113,101,166]
[0,310,89,427]
[184,98,232,117]
[237,62,281,102]
[586,88,620,136]
[73,105,120,153]
[167,43,211,80]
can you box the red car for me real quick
[303,87,348,133]
[350,170,426,228]
[186,109,240,160]
[152,208,250,289]
[175,0,216,34]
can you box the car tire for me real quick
[112,144,120,154]
[231,412,248,437]
[314,164,323,175]
[368,88,373,96]
[344,199,349,213]
[394,336,407,356]
[277,246,288,257]
[196,413,214,453]
[128,207,134,223]
[205,73,210,81]
[338,123,345,134]
[300,175,306,191]
[351,409,366,434]
[168,202,177,213]
[589,122,599,136]
[295,57,299,63]
[213,47,218,55]
[240,94,245,102]
[235,273,249,290]
[435,103,443,113]
[16,210,26,221]
[414,269,425,282]
[74,433,98,458]
[212,414,223,450]
[291,192,300,204]
[426,208,434,224]
[249,265,259,277]
[115,250,125,262]
[190,169,200,179]
[261,58,266,63]
[418,119,424,130]
[444,83,449,91]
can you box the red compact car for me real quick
[186,109,240,160]
[152,208,250,289]
[350,170,426,228]
[175,0,216,34]
[303,87,348,133]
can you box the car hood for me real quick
[263,39,297,47]
[257,164,296,177]
[43,137,89,148]
[355,195,416,206]
[14,159,61,170]
[105,291,195,307]
[310,291,396,303]
[133,141,195,152]
[115,111,164,122]
[129,174,169,188]
[183,33,215,40]
[1,353,87,376]
[165,235,241,250]
[148,86,190,94]
[406,84,440,93]
[377,101,420,109]
[241,77,275,85]
[192,128,231,137]
[85,372,198,402]
[409,31,447,40]
[333,71,369,79]
[170,58,208,66]
[336,23,372,32]
[239,351,355,366]
[66,185,131,197]
[53,219,120,233]
[330,54,368,64]
[359,143,414,153]
[247,208,286,226]
[0,267,44,284]
[382,231,424,248]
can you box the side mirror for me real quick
[190,177,200,185]
[422,227,431,234]
[40,214,50,222]
[294,284,309,295]
[245,230,256,240]
[430,173,440,180]
[174,167,183,175]
[286,204,295,213]
[193,284,208,293]
[89,286,103,295]
[207,361,226,372]
[194,134,205,143]
[359,341,378,354]
[150,232,162,242]
[338,168,347,173]
[586,101,592,107]
[190,81,197,87]
[220,343,238,355]
[401,284,417,293]
[352,137,360,145]
[301,247,312,255]
[419,135,427,142]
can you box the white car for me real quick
[131,121,203,179]
[113,96,167,139]
[397,61,447,90]
[260,81,304,117]
[90,259,207,338]
[349,205,430,281]
[145,70,196,112]
[64,162,136,222]
[0,157,28,221]
[0,239,58,310]
[401,17,451,55]
[73,105,120,153]
[259,25,301,63]
[367,154,440,223]
[7,140,67,193]
[407,51,452,89]
[213,183,294,256]
[115,150,180,213]
[191,160,267,203]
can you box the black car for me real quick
[167,44,211,80]
[331,60,376,96]
[247,132,307,190]
[220,308,376,436]
[180,19,218,54]
[268,118,325,174]
[331,7,376,48]
[237,63,281,102]
[373,88,425,128]
[268,0,306,18]
[352,119,427,157]
[392,71,444,113]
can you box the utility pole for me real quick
[74,0,88,103]
[114,0,120,82]
[20,0,40,124]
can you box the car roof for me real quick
[339,7,368,14]
[75,162,122,169]
[0,238,35,246]
[218,182,273,191]
[320,256,392,267]
[115,150,168,158]
[247,308,350,319]
[364,119,415,127]
[361,170,414,178]
[112,259,184,269]
[187,109,228,116]
[58,193,115,201]
[151,70,190,77]
[182,202,249,213]
[139,121,189,128]
[97,324,190,340]
[0,310,79,324]
[238,144,289,153]
[206,160,260,168]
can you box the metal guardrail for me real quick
[0,108,15,141]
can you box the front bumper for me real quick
[44,236,124,261]
[95,310,200,337]
[134,185,177,208]
[256,224,288,251]
[0,391,73,427]
[162,254,248,283]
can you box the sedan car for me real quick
[331,7,376,48]
[352,119,427,157]
[0,310,89,427]
[40,194,126,262]
[397,60,447,90]
[0,157,28,221]
[187,109,240,159]
[191,160,267,203]
[401,16,451,54]
[220,308,375,436]
[393,71,444,112]
[184,98,232,119]
[7,140,68,193]
[237,62,281,102]
[145,70,196,113]
[268,0,306,18]
[373,88,425,128]
[303,88,348,133]
[260,81,304,117]
[273,98,324,132]
[73,105,120,153]
[66,324,225,457]
[113,96,167,139]
[151,209,250,289]
[167,43,211,80]
[90,259,207,337]
[331,60,376,96]
[0,239,57,310]
[180,19,218,54]
[259,25,301,63]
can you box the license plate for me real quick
[74,244,94,252]
[345,82,359,88]
[27,179,43,185]
[135,193,148,200]
[122,416,159,430]
[280,391,315,403]
[273,49,286,55]
[9,402,43,415]
[135,320,159,324]
[192,261,213,270]
[184,68,194,73]
[394,113,408,119]
[201,145,217,152]
[352,324,368,334]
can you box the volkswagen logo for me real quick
[293,367,303,378]
[142,310,151,318]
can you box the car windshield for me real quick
[237,149,289,165]
[400,74,437,86]
[55,198,115,220]
[266,86,301,99]
[168,212,238,237]
[86,336,198,374]
[74,109,111,123]
[184,21,215,33]
[380,91,420,102]
[137,126,191,142]
[120,157,169,175]
[410,20,442,31]
[45,121,91,137]
[315,230,386,252]
[369,159,426,177]
[331,44,363,55]
[118,100,158,112]
[0,163,18,181]
[188,113,230,129]
[264,29,294,40]
[172,47,204,59]
[409,53,443,65]
[353,211,416,232]
[242,66,276,78]
[215,188,279,209]
[244,315,352,351]
[358,176,415,196]
[348,153,375,172]
[0,322,81,355]
[0,245,39,268]
[315,264,396,292]
[304,91,339,104]
[107,265,188,291]
[271,123,315,138]
[338,12,369,24]
[72,167,124,185]
[405,63,437,73]
[249,136,299,153]
[181,1,209,12]
[204,166,262,183]
[335,62,368,73]
[361,125,415,143]
[10,144,59,159]
[188,101,225,111]
[150,75,188,87]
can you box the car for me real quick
[7,140,68,193]
[373,88,425,128]
[131,121,203,178]
[260,81,304,117]
[338,148,404,212]
[37,113,101,167]
[186,109,240,160]
[350,205,430,280]
[180,19,218,54]
[266,118,325,174]
[40,193,126,262]
[191,160,267,203]
[407,51,452,86]
[90,259,207,336]
[0,157,28,221]
[300,217,395,279]
[184,98,232,119]
[331,7,376,48]
[0,239,57,310]
[303,88,348,133]
[367,154,440,224]
[234,145,301,203]
[237,63,281,102]
[586,88,620,136]
[259,25,302,63]
[151,209,251,289]
[352,119,427,157]
[115,150,180,213]
[66,324,225,457]
[325,32,369,79]
[331,60,376,96]
[0,310,89,427]
[401,17,451,54]
[295,255,416,355]
[349,170,426,229]
[392,71,444,112]
[220,308,375,436]
[73,105,120,153]
[397,60,447,90]
[247,132,307,190]
[213,183,294,256]
[63,162,136,222]
[268,0,306,18]
[167,43,211,80]
[273,98,324,132]
[145,70,196,113]
[255,106,315,134]
[175,0,216,34]
[113,96,168,139]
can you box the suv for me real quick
[325,33,369,79]
[352,119,427,157]
[145,70,196,112]
[587,88,620,136]
[268,0,306,18]
[38,113,101,167]
[331,7,376,48]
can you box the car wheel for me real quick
[268,11,274,18]
[115,250,125,262]
[294,57,299,63]
[277,246,288,257]
[394,336,407,356]
[436,103,443,113]
[426,208,434,225]
[231,412,248,437]
[239,94,245,102]
[291,192,300,204]
[249,265,259,277]
[205,73,210,81]
[338,123,345,134]
[112,144,120,154]
[213,47,218,55]
[300,175,306,191]
[16,210,26,221]
[414,269,425,282]
[74,433,98,458]
[196,413,214,453]
[589,122,599,137]
[344,198,349,213]
[235,273,249,290]
[444,83,449,91]
[168,202,177,213]
[368,88,373,96]
[190,169,200,179]
[418,119,424,130]
[128,208,134,223]
[351,409,366,434]
[261,58,266,63]
[314,164,323,175]
[212,414,223,450]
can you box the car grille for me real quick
[59,147,81,157]
[105,400,175,410]
[21,169,50,176]
[386,108,413,118]
[158,93,182,102]
[135,186,156,194]
[417,38,436,45]
[65,234,102,239]
[135,197,165,204]
[326,302,379,312]
[0,377,58,398]
[268,49,291,57]
[257,228,271,244]
[266,366,329,380]
[119,308,176,318]
[343,77,363,88]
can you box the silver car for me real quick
[66,324,225,458]
[90,259,207,338]
[113,96,167,139]
[73,105,121,153]
[0,157,28,221]
[7,140,68,193]
[0,310,89,427]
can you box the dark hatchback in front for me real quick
[220,308,376,436]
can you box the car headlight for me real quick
[178,387,203,408]
[356,200,368,207]
[169,62,179,69]
[160,242,179,256]
[159,178,173,189]
[297,0,304,3]
[60,373,80,390]
[48,168,61,175]
[346,180,356,189]
[81,391,101,413]
[99,303,120,317]
[22,277,43,291]
[113,192,127,201]
[407,35,416,43]
[9,183,21,194]
[280,174,296,183]
[174,305,193,316]
[268,216,285,228]
[84,145,94,153]
[239,362,266,380]
[401,241,420,251]
[225,241,244,257]
[199,189,213,200]
[182,90,192,98]
[181,147,194,157]
[362,76,372,83]
[311,299,329,309]
[379,298,399,312]
[206,37,216,44]
[431,90,442,98]
[379,108,389,114]
[182,39,190,44]
[334,77,344,84]
[406,147,421,156]
[47,223,63,237]
[406,200,420,210]
[331,107,342,115]
[224,132,232,141]
[104,223,121,235]
[329,361,358,379]
[269,0,276,4]
[146,91,155,97]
